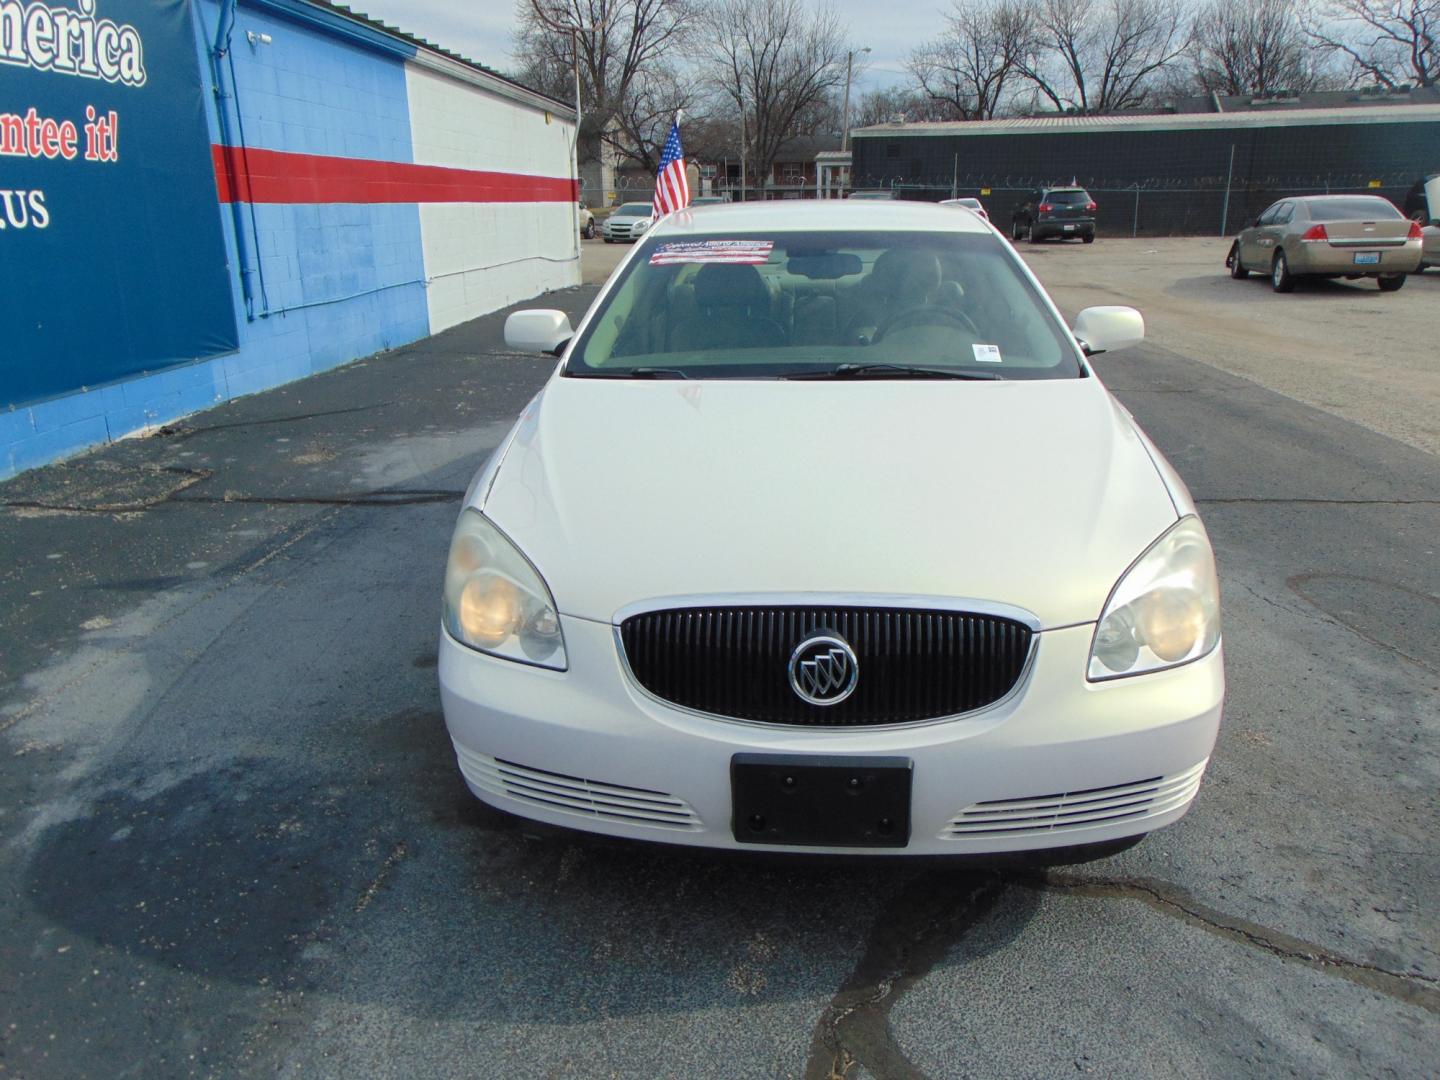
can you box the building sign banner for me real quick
[1,0,237,408]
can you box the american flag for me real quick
[651,119,690,218]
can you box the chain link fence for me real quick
[591,162,1429,237]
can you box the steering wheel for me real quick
[870,305,980,342]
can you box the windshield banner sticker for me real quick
[972,344,1003,363]
[649,240,774,266]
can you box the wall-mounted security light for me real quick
[246,31,273,47]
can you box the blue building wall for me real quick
[193,0,430,407]
[3,0,431,480]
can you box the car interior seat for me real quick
[669,264,786,352]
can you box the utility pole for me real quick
[530,3,603,252]
[840,46,871,154]
[739,94,748,203]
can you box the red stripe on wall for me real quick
[211,145,577,204]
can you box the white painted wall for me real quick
[405,66,580,333]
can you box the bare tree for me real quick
[693,0,849,191]
[1307,0,1438,88]
[1192,0,1331,95]
[609,64,703,170]
[514,0,696,169]
[853,86,967,126]
[908,0,1031,120]
[1015,0,1191,113]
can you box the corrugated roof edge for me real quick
[249,0,576,119]
[854,104,1440,138]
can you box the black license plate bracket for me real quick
[731,754,912,847]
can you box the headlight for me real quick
[634,218,649,230]
[1088,516,1220,681]
[443,510,566,669]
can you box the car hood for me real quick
[478,377,1178,628]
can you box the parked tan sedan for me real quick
[1423,224,1439,270]
[1226,194,1424,292]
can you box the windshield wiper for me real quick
[571,367,690,379]
[782,363,1003,381]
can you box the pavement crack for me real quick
[355,842,410,914]
[179,489,464,508]
[2,488,464,513]
[1028,872,1440,1014]
[804,871,1011,1080]
[156,402,393,440]
[1196,497,1440,506]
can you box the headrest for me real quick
[869,249,942,298]
[693,263,771,309]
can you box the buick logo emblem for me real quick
[789,633,859,706]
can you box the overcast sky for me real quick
[349,0,933,95]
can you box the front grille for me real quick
[942,761,1208,838]
[455,746,703,831]
[619,605,1033,726]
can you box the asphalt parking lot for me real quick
[1,239,1436,1078]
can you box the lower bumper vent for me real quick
[943,760,1208,839]
[455,746,703,831]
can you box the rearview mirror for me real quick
[504,309,573,354]
[1073,306,1144,356]
[786,252,863,279]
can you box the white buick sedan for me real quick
[439,201,1223,860]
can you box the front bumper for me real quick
[439,615,1223,856]
[602,221,649,241]
[1289,241,1422,275]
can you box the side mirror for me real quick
[1073,306,1145,356]
[504,309,573,355]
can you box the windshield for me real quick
[1304,198,1402,221]
[616,203,652,216]
[1046,190,1091,205]
[565,230,1082,380]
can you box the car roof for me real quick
[651,200,992,236]
[1289,194,1393,202]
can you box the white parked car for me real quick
[601,202,653,242]
[440,201,1223,860]
[577,202,595,239]
[940,197,989,221]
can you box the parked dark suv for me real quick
[1011,187,1097,243]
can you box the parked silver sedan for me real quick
[602,203,654,243]
[1226,194,1423,292]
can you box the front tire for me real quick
[1228,242,1248,279]
[1271,251,1295,293]
[582,221,595,239]
[1377,273,1406,292]
[1011,220,1024,241]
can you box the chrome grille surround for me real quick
[616,596,1038,728]
[455,745,703,831]
[942,760,1209,839]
